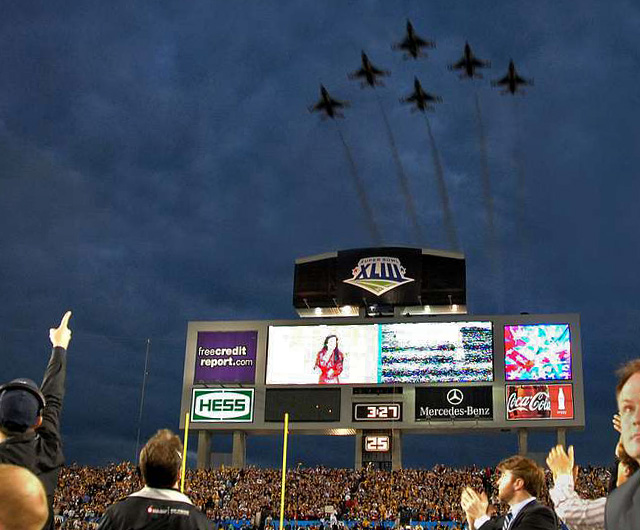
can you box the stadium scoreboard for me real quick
[180,313,584,432]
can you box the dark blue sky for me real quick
[1,1,639,468]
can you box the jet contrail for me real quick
[475,91,504,311]
[335,122,383,245]
[474,92,495,241]
[510,97,527,236]
[424,115,459,251]
[376,93,425,245]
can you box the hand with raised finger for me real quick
[50,311,72,349]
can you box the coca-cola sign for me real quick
[506,384,573,421]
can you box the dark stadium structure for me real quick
[181,247,584,470]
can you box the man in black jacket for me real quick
[0,310,72,530]
[461,455,558,530]
[97,429,212,530]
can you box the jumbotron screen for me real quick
[265,321,493,385]
[504,323,571,381]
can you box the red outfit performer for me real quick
[314,335,344,384]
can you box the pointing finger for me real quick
[59,311,72,329]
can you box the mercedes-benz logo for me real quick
[446,388,464,405]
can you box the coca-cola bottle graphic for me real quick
[557,387,566,412]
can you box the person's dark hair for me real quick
[323,335,339,350]
[139,429,183,488]
[322,335,343,364]
[496,455,545,498]
[615,359,640,398]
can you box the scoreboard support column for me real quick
[354,431,363,470]
[556,428,566,448]
[517,428,528,455]
[232,431,247,469]
[197,431,211,470]
[392,430,402,471]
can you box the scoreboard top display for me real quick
[180,313,585,432]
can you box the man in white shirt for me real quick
[460,455,557,530]
[546,441,638,530]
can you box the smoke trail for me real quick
[510,97,526,236]
[424,115,459,251]
[474,91,504,311]
[510,97,532,306]
[335,123,383,245]
[376,94,425,245]
[474,92,495,240]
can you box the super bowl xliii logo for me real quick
[343,256,414,296]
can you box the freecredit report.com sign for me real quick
[194,331,257,383]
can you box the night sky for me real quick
[1,1,639,468]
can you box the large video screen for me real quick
[380,322,493,383]
[266,325,379,385]
[504,324,571,381]
[266,321,493,384]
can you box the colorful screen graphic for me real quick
[504,324,571,381]
[380,322,493,383]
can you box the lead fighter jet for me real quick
[392,20,435,59]
[448,42,490,79]
[308,85,350,119]
[400,77,442,112]
[348,52,390,88]
[491,60,534,95]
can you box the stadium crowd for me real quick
[51,462,612,529]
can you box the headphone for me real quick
[0,379,46,412]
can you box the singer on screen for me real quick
[314,335,344,384]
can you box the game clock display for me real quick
[353,403,402,421]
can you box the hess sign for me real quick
[354,403,402,421]
[364,435,390,452]
[191,389,254,422]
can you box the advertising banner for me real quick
[194,331,257,383]
[191,388,254,422]
[415,386,493,421]
[505,384,574,420]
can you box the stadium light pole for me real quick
[134,338,152,462]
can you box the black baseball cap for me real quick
[0,379,46,432]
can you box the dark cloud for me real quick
[1,1,639,467]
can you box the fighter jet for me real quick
[400,77,442,112]
[392,20,435,59]
[348,52,390,88]
[308,85,350,119]
[491,60,534,95]
[448,42,490,79]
